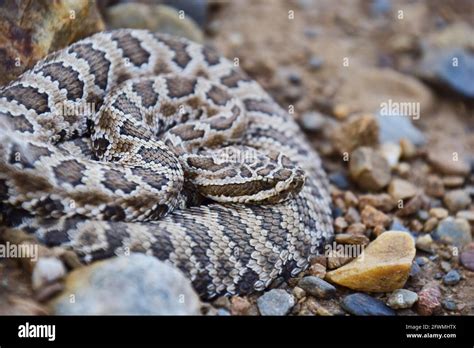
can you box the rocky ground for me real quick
[0,0,472,316]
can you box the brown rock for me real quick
[344,191,359,207]
[409,219,423,233]
[429,207,449,219]
[325,231,416,292]
[332,114,379,154]
[359,193,396,212]
[397,194,423,216]
[347,223,367,235]
[335,233,370,245]
[308,263,327,278]
[231,296,256,316]
[0,0,105,85]
[361,205,391,228]
[388,178,418,201]
[423,217,439,233]
[415,283,442,316]
[334,217,348,233]
[349,147,391,191]
[344,207,361,224]
[400,138,416,159]
[442,176,464,188]
[428,150,470,176]
[444,190,472,213]
[425,175,445,197]
[373,225,386,237]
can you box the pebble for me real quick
[390,219,410,232]
[425,175,445,197]
[361,205,391,228]
[416,234,434,253]
[416,256,429,267]
[400,138,416,159]
[387,289,418,309]
[359,193,396,212]
[371,0,392,16]
[329,171,350,190]
[50,254,201,315]
[416,283,442,316]
[335,233,369,245]
[456,210,474,223]
[443,269,461,285]
[326,231,415,292]
[460,249,474,271]
[344,191,359,207]
[231,296,256,316]
[429,207,449,219]
[397,195,423,217]
[409,219,423,233]
[257,289,295,316]
[416,48,474,99]
[410,262,421,277]
[417,210,429,221]
[376,112,425,146]
[440,261,452,273]
[334,217,348,232]
[379,143,401,168]
[300,111,327,132]
[443,176,464,188]
[308,263,327,278]
[444,190,472,212]
[427,150,470,176]
[442,299,457,311]
[298,276,336,299]
[332,114,379,154]
[31,257,66,291]
[217,308,231,316]
[388,178,418,201]
[163,0,208,27]
[292,287,306,300]
[341,293,396,316]
[432,217,472,247]
[349,147,391,191]
[345,207,361,224]
[423,217,439,233]
[347,223,367,235]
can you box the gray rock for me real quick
[298,276,336,299]
[432,217,472,247]
[300,111,327,132]
[163,0,208,27]
[371,0,392,16]
[51,254,201,315]
[416,48,474,99]
[441,299,457,311]
[341,293,396,316]
[410,262,421,277]
[444,190,472,213]
[387,289,418,309]
[257,289,295,316]
[443,269,461,286]
[329,171,350,190]
[32,257,66,291]
[376,112,426,146]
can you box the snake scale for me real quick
[0,29,333,299]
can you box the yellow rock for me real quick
[325,231,415,292]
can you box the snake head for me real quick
[183,145,306,204]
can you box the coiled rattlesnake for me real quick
[0,29,333,298]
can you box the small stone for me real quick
[231,297,254,316]
[335,233,369,245]
[376,112,425,146]
[298,276,336,299]
[371,0,392,16]
[327,255,353,269]
[326,231,416,292]
[432,217,472,247]
[415,283,442,316]
[361,205,391,228]
[217,308,231,316]
[390,219,410,232]
[300,111,327,132]
[409,219,423,233]
[387,289,418,309]
[456,210,474,223]
[395,162,411,177]
[257,289,295,316]
[428,150,470,176]
[416,234,434,253]
[423,217,439,233]
[344,191,359,207]
[334,217,348,233]
[341,293,395,316]
[308,263,327,278]
[345,207,361,224]
[429,207,449,219]
[329,171,350,190]
[460,249,474,271]
[347,223,367,235]
[443,269,461,285]
[293,287,306,300]
[372,225,386,237]
[443,176,464,188]
[400,138,416,159]
[32,257,66,291]
[397,195,423,217]
[416,256,429,267]
[388,178,418,201]
[379,143,401,168]
[434,272,443,280]
[332,104,351,120]
[410,262,421,277]
[332,115,379,154]
[358,193,396,212]
[444,190,472,213]
[417,210,429,221]
[442,299,457,311]
[425,175,445,197]
[349,147,391,191]
[50,254,201,315]
[440,261,452,273]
